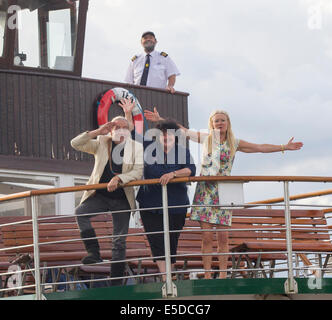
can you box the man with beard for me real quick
[125,31,180,93]
[71,115,143,285]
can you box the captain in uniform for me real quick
[124,31,180,93]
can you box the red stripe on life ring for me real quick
[97,90,116,126]
[133,113,144,135]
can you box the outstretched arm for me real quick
[238,137,303,153]
[144,107,208,143]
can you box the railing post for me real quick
[283,181,298,294]
[161,185,177,298]
[31,195,42,300]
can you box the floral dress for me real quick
[190,138,239,226]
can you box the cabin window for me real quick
[14,8,40,67]
[14,1,79,71]
[45,3,79,71]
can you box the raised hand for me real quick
[285,137,303,151]
[97,121,118,136]
[144,107,162,122]
[118,98,135,114]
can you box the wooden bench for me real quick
[0,214,150,295]
[127,219,249,281]
[125,216,284,281]
[230,208,332,278]
[171,218,285,279]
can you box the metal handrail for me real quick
[1,175,332,203]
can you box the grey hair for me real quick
[111,116,129,126]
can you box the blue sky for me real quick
[82,0,332,206]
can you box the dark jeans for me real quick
[75,193,131,284]
[140,211,186,264]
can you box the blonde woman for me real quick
[144,107,303,279]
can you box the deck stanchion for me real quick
[31,196,42,300]
[161,185,177,298]
[283,181,298,294]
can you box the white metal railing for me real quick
[0,177,332,299]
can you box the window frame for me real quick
[0,0,13,68]
[0,0,88,77]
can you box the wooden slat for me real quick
[38,75,47,158]
[67,79,76,160]
[13,74,21,157]
[6,74,15,156]
[0,216,32,224]
[238,241,332,252]
[25,74,33,156]
[2,228,110,239]
[0,73,8,154]
[232,218,327,225]
[19,74,27,156]
[44,76,52,158]
[55,77,64,159]
[179,231,329,241]
[2,221,113,232]
[31,74,40,157]
[232,209,325,218]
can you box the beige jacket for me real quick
[71,131,144,209]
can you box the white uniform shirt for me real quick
[124,50,180,89]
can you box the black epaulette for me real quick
[160,52,168,58]
[131,55,138,62]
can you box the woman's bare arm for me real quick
[238,137,303,153]
[144,107,208,143]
